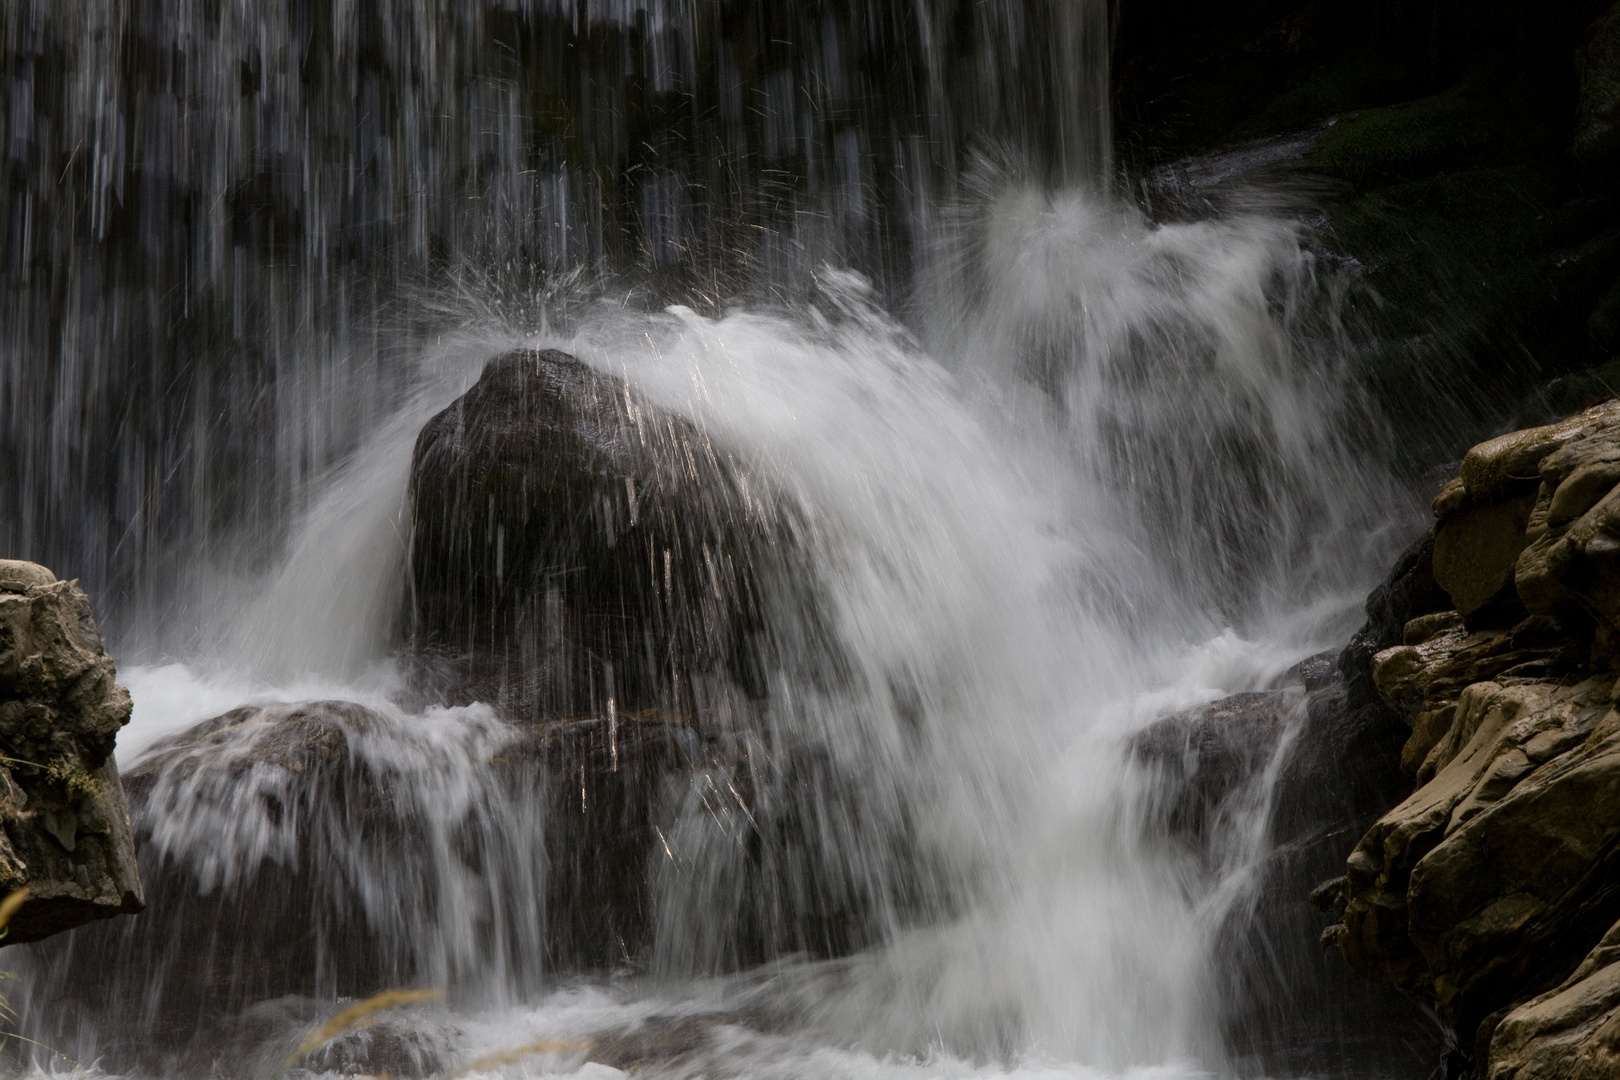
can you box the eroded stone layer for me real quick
[1321,400,1620,1072]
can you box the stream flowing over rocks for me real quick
[28,697,721,1069]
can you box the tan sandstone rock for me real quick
[1426,401,1620,619]
[1433,492,1540,615]
[1332,399,1620,1073]
[1459,401,1620,501]
[1370,614,1586,780]
[1488,917,1620,1080]
[1512,407,1620,633]
[1339,678,1618,1030]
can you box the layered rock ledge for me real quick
[1313,400,1620,1075]
[0,559,142,943]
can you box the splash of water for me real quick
[2,0,1427,1074]
[11,174,1414,1080]
[0,0,1115,619]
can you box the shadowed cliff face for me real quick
[1116,0,1620,473]
[1116,0,1616,161]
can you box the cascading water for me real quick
[4,2,1433,1078]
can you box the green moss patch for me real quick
[1309,77,1510,187]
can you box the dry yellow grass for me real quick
[450,1039,590,1078]
[286,988,444,1064]
[0,887,28,935]
[0,890,79,1070]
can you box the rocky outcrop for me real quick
[0,559,142,944]
[407,348,794,722]
[1488,914,1620,1078]
[1316,401,1620,1073]
[1135,689,1295,855]
[25,690,890,1071]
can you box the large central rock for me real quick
[408,348,782,721]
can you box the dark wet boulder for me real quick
[407,348,786,722]
[1221,662,1445,1079]
[0,559,142,945]
[1133,690,1293,856]
[20,690,908,1077]
[1134,656,1444,1078]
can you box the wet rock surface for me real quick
[23,689,916,1075]
[1134,690,1293,855]
[1134,649,1445,1078]
[407,348,791,722]
[1120,400,1620,1077]
[1488,914,1620,1079]
[20,698,725,1067]
[1306,401,1620,1075]
[0,559,142,944]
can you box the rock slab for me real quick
[21,698,715,1063]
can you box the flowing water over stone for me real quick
[4,2,1434,1077]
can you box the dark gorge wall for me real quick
[1116,0,1620,471]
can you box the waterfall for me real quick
[4,2,1421,1077]
[1,0,1113,628]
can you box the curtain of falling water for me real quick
[0,0,1111,646]
[2,4,1428,1076]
